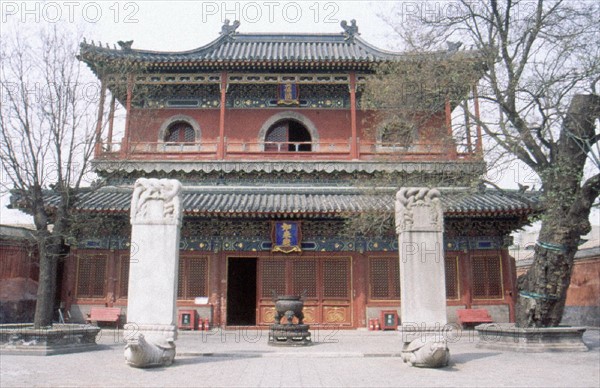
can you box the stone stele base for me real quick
[476,323,588,352]
[399,327,450,368]
[0,323,101,356]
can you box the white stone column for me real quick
[124,178,182,368]
[396,187,449,368]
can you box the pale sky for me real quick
[0,1,597,227]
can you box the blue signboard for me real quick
[277,83,299,105]
[272,221,301,253]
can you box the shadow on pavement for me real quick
[450,352,501,364]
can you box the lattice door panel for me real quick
[257,257,353,326]
[187,257,208,297]
[445,256,460,300]
[291,259,317,298]
[166,122,194,142]
[265,124,288,151]
[178,256,209,300]
[369,257,400,300]
[118,255,130,298]
[322,258,350,299]
[472,256,503,299]
[183,126,195,142]
[260,259,286,298]
[76,255,107,298]
[177,259,186,299]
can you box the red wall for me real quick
[127,107,447,144]
[0,243,38,280]
[566,258,600,307]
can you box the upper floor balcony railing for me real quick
[95,138,480,162]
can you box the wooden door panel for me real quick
[256,256,353,326]
[322,306,352,325]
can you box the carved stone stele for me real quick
[395,187,442,233]
[395,187,449,367]
[125,178,182,368]
[131,178,182,226]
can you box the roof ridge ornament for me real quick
[117,40,134,51]
[341,19,359,42]
[446,41,463,52]
[221,19,241,37]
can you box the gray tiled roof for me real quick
[79,33,403,68]
[79,18,479,72]
[44,186,539,218]
[0,225,35,241]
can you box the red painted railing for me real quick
[94,139,479,161]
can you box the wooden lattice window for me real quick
[291,259,317,298]
[261,259,286,298]
[165,121,195,143]
[472,256,503,299]
[118,254,130,298]
[76,254,107,298]
[445,256,459,300]
[369,257,400,300]
[322,258,350,299]
[265,120,312,152]
[178,256,208,300]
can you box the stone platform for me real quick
[2,328,599,387]
[0,323,101,356]
[476,323,588,352]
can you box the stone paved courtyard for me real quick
[1,328,599,387]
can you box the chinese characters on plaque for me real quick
[272,221,301,253]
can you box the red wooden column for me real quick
[106,95,116,152]
[445,96,457,159]
[217,71,228,159]
[209,252,221,327]
[352,252,368,328]
[472,85,483,155]
[462,251,473,309]
[120,74,134,157]
[106,250,118,307]
[349,72,359,160]
[463,99,473,154]
[93,79,107,157]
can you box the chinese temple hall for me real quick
[57,20,538,329]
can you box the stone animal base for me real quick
[268,324,312,346]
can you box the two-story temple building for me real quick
[56,21,537,328]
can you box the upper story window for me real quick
[157,115,201,152]
[265,119,312,152]
[165,121,195,143]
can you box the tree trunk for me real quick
[515,211,579,327]
[515,94,600,328]
[33,190,70,328]
[33,237,59,328]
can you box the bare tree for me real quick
[367,0,600,327]
[0,25,100,327]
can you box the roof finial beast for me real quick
[341,19,359,41]
[117,40,134,51]
[221,19,240,36]
[446,41,463,52]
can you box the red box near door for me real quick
[380,310,398,330]
[178,309,198,330]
